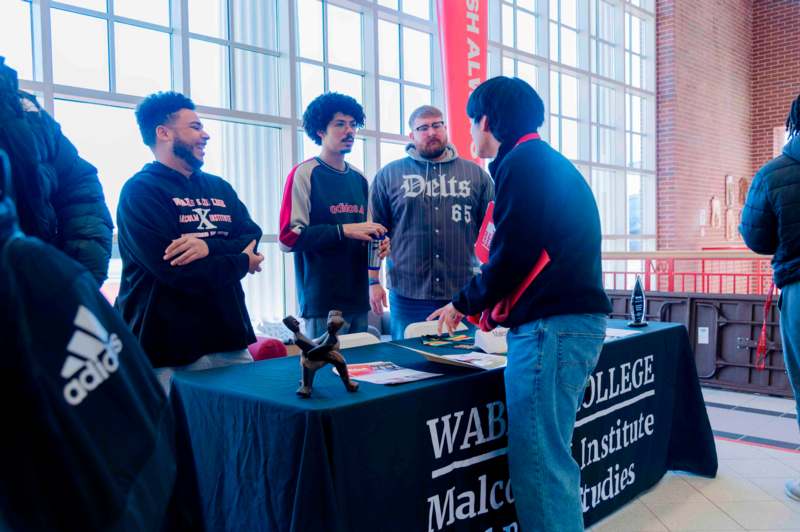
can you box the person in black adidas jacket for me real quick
[430,77,611,532]
[116,92,264,391]
[0,148,203,531]
[740,94,800,502]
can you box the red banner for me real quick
[435,0,488,165]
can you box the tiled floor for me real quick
[589,387,800,532]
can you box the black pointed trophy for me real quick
[628,275,648,327]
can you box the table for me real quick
[171,320,717,531]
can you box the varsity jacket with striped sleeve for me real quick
[279,157,370,318]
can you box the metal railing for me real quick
[602,250,773,295]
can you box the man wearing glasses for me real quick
[280,92,389,337]
[369,105,493,339]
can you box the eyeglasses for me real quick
[414,121,445,133]
[332,120,359,131]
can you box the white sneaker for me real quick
[785,480,800,502]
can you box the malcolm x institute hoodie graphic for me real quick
[115,161,262,367]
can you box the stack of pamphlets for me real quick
[418,351,507,370]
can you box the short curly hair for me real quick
[135,91,195,147]
[302,92,365,145]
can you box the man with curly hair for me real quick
[279,92,389,337]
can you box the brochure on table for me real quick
[334,361,442,385]
[419,351,508,370]
[605,328,643,341]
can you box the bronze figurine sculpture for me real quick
[283,310,359,398]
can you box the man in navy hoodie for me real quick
[430,77,611,532]
[741,93,800,502]
[116,92,264,391]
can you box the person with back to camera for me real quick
[740,93,800,503]
[429,76,611,532]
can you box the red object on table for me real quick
[249,337,288,361]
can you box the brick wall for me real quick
[751,0,800,173]
[656,0,753,250]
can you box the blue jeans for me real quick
[304,312,368,339]
[506,313,606,532]
[388,291,451,340]
[780,282,800,427]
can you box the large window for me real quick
[625,11,648,89]
[375,3,436,178]
[47,1,172,94]
[0,2,34,80]
[549,0,580,68]
[188,0,281,113]
[591,0,618,80]
[591,82,617,165]
[296,0,364,111]
[10,0,440,322]
[501,56,540,90]
[377,19,434,136]
[203,120,286,321]
[549,70,581,160]
[501,1,538,55]
[9,0,653,320]
[8,0,285,321]
[53,99,151,222]
[491,0,656,252]
[378,0,431,20]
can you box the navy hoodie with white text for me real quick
[115,161,261,368]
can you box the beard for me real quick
[339,136,354,155]
[173,138,204,170]
[418,139,446,159]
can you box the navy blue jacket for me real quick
[740,135,800,288]
[0,76,113,285]
[453,137,611,326]
[0,234,179,531]
[116,162,261,367]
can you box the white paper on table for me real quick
[605,327,642,341]
[420,351,507,370]
[333,361,442,385]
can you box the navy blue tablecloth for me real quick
[172,320,716,531]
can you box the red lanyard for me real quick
[755,282,776,371]
[514,133,541,147]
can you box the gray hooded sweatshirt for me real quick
[369,142,494,300]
